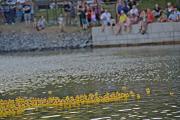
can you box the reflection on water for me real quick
[0,45,180,120]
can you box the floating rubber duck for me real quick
[146,88,151,95]
[169,92,174,96]
[0,90,142,117]
[48,91,52,95]
[136,94,141,100]
[129,91,136,98]
[122,86,127,91]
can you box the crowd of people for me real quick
[59,0,180,34]
[0,0,180,33]
[0,0,46,30]
[98,0,180,34]
[0,0,34,25]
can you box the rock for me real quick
[0,31,92,52]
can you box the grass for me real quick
[138,0,178,10]
[35,8,64,21]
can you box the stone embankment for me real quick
[92,22,180,47]
[0,22,180,52]
[0,30,92,52]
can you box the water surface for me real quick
[0,45,180,120]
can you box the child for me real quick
[139,10,147,34]
[33,16,37,28]
[158,11,167,22]
[36,16,46,31]
[80,8,88,30]
[58,14,64,32]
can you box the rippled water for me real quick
[0,45,180,120]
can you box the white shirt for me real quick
[100,12,111,22]
[177,11,180,16]
[6,0,17,5]
[130,8,139,16]
[17,0,25,3]
[58,17,64,24]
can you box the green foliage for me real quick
[138,0,178,10]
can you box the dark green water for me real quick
[0,45,180,120]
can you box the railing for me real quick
[0,1,117,26]
[35,2,117,25]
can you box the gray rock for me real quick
[0,31,92,52]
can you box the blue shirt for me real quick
[169,12,178,21]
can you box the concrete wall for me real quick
[92,22,180,46]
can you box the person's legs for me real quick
[82,19,86,29]
[9,10,13,24]
[141,22,147,34]
[79,15,83,27]
[24,13,31,25]
[67,12,71,25]
[139,20,143,33]
[24,14,28,24]
[27,13,31,24]
[0,12,3,24]
[115,23,121,35]
[21,12,24,22]
[11,9,16,24]
[126,23,131,33]
[59,23,64,32]
[4,12,8,24]
[101,21,107,32]
[31,13,34,22]
[101,24,105,32]
[7,12,12,24]
[64,12,68,25]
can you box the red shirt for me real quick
[87,10,92,20]
[147,11,154,23]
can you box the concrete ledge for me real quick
[92,22,180,47]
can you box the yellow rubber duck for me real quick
[129,91,136,98]
[122,86,127,91]
[136,94,141,100]
[48,91,52,95]
[170,92,174,96]
[146,88,151,95]
[0,90,142,117]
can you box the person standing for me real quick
[9,4,16,24]
[30,0,35,22]
[0,6,4,24]
[69,1,76,25]
[64,1,71,25]
[23,1,31,25]
[58,14,64,32]
[3,3,10,24]
[79,8,88,30]
[77,0,83,27]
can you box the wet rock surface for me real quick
[0,31,92,52]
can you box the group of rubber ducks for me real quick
[0,87,173,118]
[0,89,142,118]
